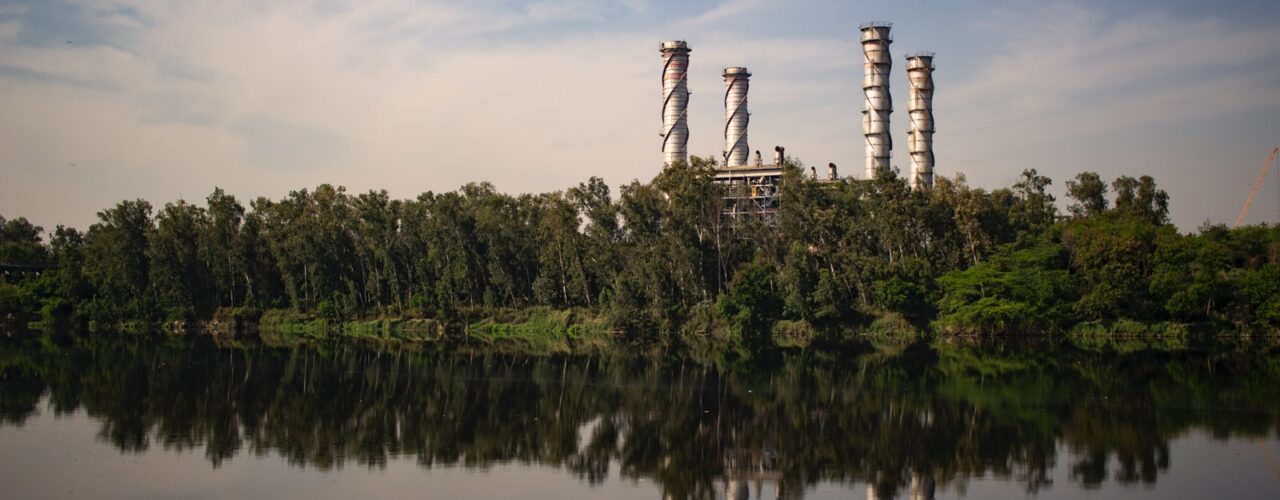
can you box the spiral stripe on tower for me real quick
[722,67,751,167]
[660,41,691,166]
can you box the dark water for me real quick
[2,335,1280,499]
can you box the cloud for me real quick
[2,0,1278,232]
[940,2,1280,229]
[0,0,676,229]
[679,0,769,27]
[230,117,349,172]
[950,10,1279,130]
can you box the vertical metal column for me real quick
[722,67,751,167]
[660,41,691,166]
[860,22,893,179]
[906,52,935,189]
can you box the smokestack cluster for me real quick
[659,41,691,166]
[722,67,751,167]
[860,22,893,180]
[658,27,934,185]
[906,52,936,189]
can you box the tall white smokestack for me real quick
[722,67,751,167]
[860,22,893,179]
[906,52,935,189]
[660,41,691,166]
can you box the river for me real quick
[1,335,1278,499]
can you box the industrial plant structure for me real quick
[723,67,752,167]
[906,52,936,189]
[659,41,691,166]
[658,23,935,225]
[716,65,783,224]
[715,145,785,225]
[860,22,894,180]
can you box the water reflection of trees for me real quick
[2,336,1279,499]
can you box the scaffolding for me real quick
[714,164,783,226]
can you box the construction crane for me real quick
[1235,146,1279,228]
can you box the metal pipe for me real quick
[723,66,751,167]
[906,52,935,189]
[660,41,691,166]
[860,22,893,179]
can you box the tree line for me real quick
[2,159,1277,341]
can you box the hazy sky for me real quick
[2,0,1279,232]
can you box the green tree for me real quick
[1062,215,1169,321]
[533,192,590,307]
[239,203,284,309]
[778,241,817,320]
[935,242,1076,333]
[47,225,89,322]
[568,177,620,307]
[0,216,49,265]
[83,200,155,323]
[715,255,781,344]
[1010,169,1057,241]
[1113,175,1169,225]
[149,200,212,320]
[202,188,245,309]
[1066,172,1108,218]
[1150,226,1230,321]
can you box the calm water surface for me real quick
[2,335,1279,499]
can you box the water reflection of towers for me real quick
[719,447,782,499]
[867,473,937,500]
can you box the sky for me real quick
[2,0,1279,232]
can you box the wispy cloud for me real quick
[679,0,769,27]
[1,0,1278,231]
[0,0,671,228]
[942,2,1280,227]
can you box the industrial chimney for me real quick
[860,22,893,179]
[906,52,935,189]
[723,67,751,167]
[660,41,691,166]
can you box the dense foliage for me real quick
[2,160,1277,342]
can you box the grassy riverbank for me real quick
[198,307,615,354]
[16,304,1273,360]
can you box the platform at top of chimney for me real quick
[659,40,690,51]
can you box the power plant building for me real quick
[657,23,934,224]
[711,65,782,224]
[715,146,785,225]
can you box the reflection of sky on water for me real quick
[960,434,1280,500]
